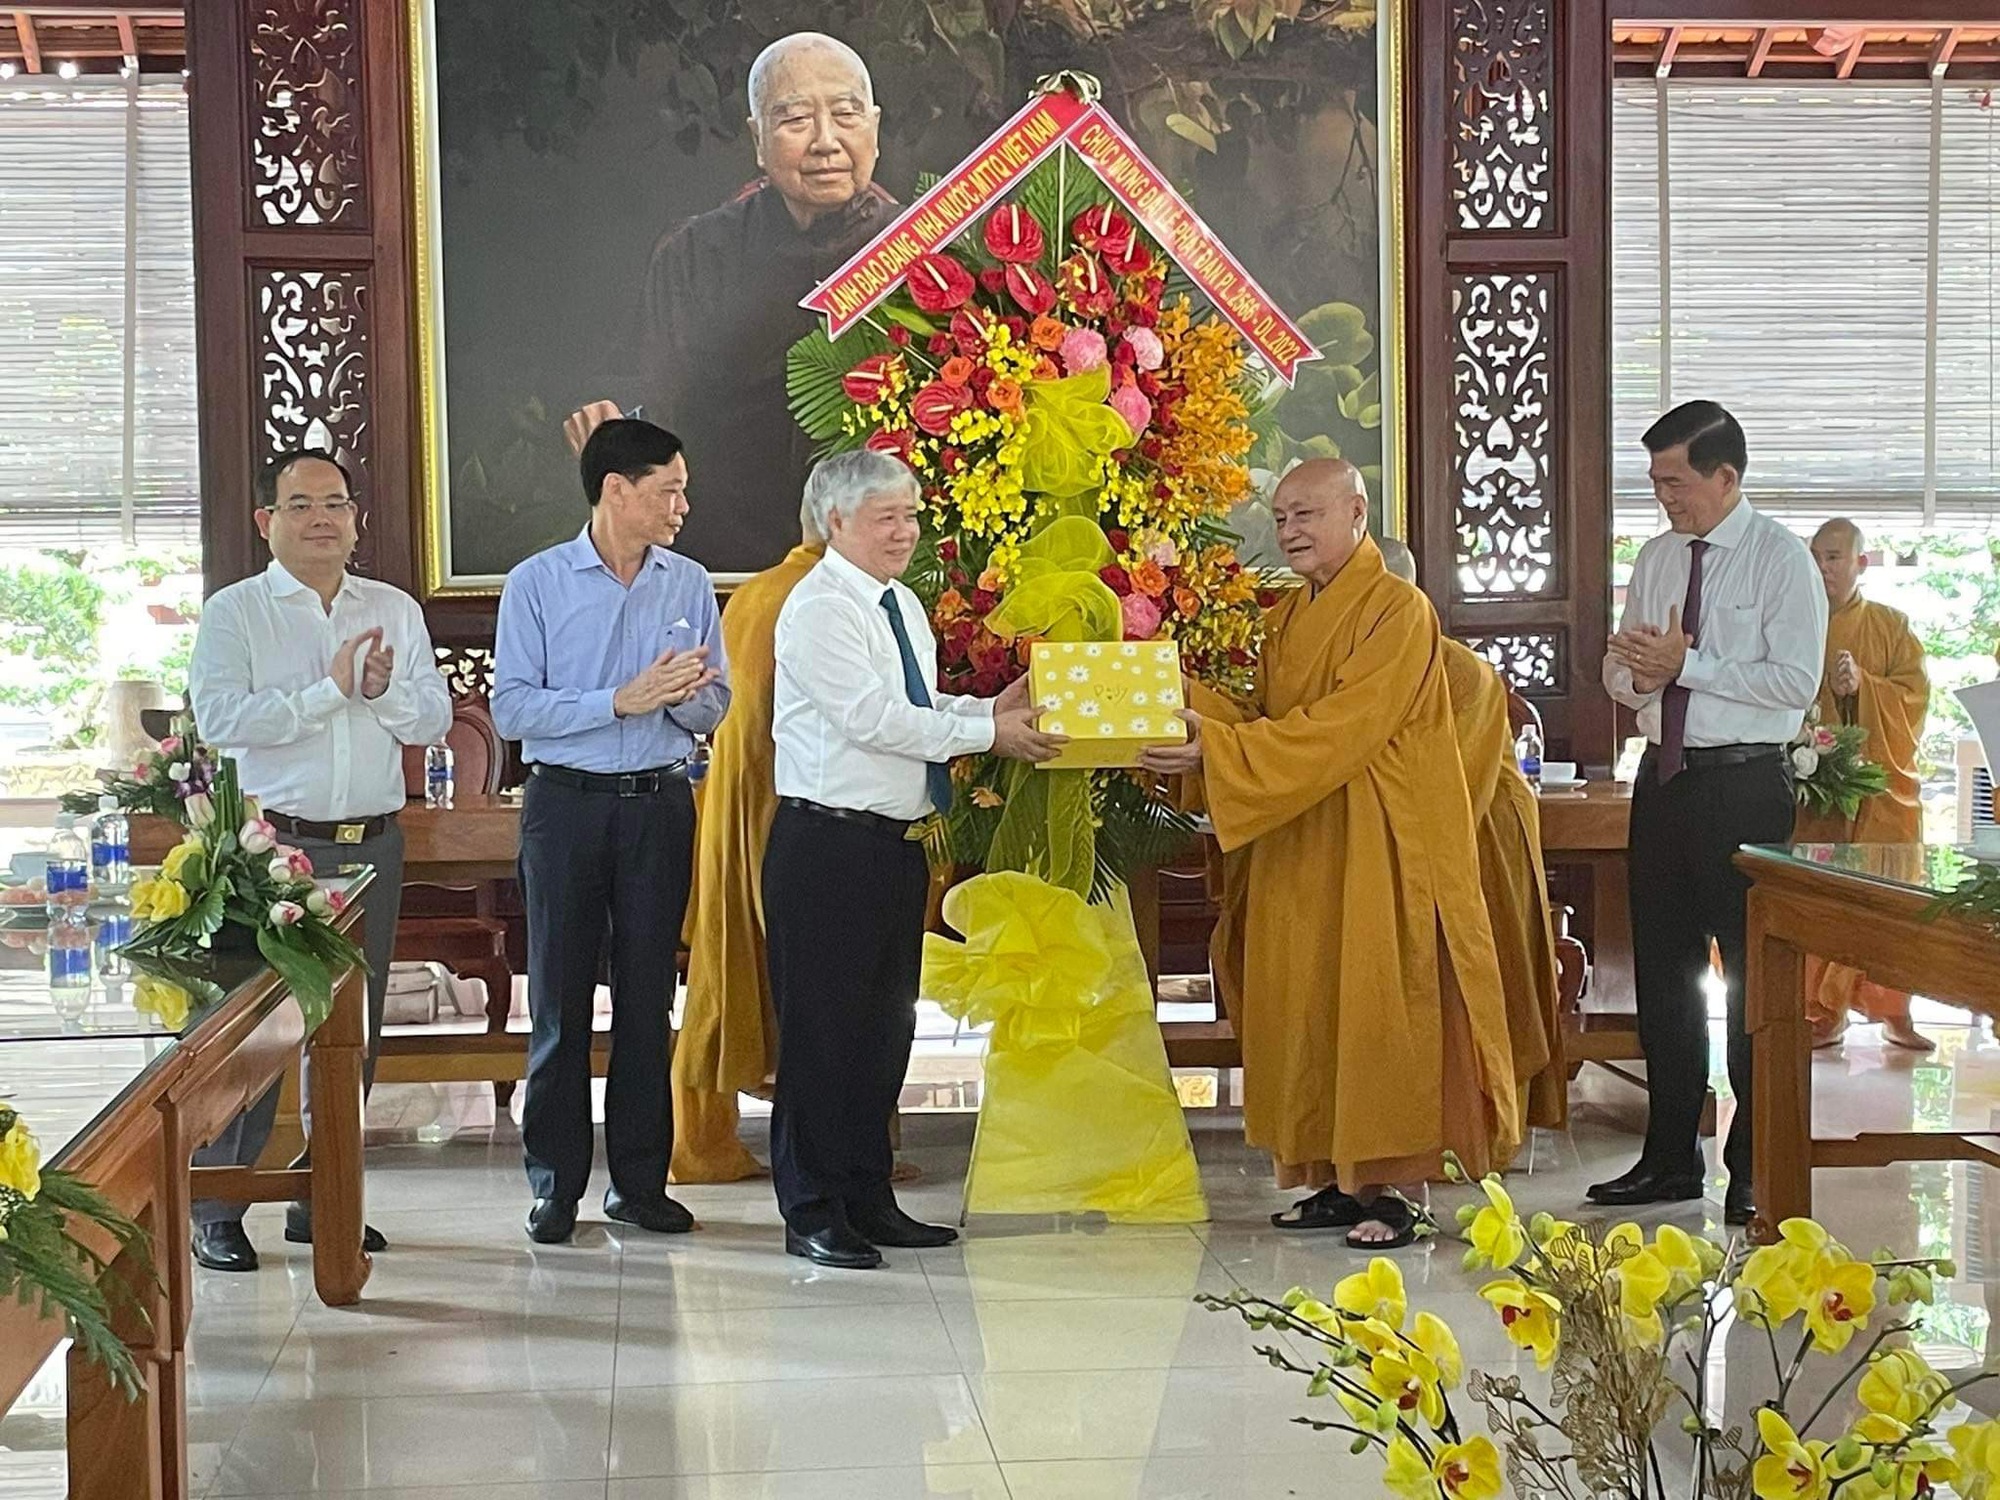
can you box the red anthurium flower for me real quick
[950,307,989,356]
[841,353,901,405]
[908,253,975,313]
[977,267,1010,296]
[927,333,954,358]
[1004,264,1057,317]
[865,427,915,462]
[886,324,910,347]
[1056,253,1115,318]
[1101,234,1153,278]
[1071,204,1133,252]
[911,380,971,436]
[983,204,1046,264]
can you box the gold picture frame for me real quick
[408,1,1411,598]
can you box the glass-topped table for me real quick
[1736,841,2000,1245]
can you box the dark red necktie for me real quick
[1656,538,1710,784]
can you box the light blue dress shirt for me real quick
[492,528,731,773]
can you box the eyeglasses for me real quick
[266,499,357,518]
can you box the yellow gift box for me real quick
[1029,640,1186,770]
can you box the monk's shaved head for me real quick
[1809,516,1868,607]
[747,32,881,227]
[1377,535,1417,585]
[1272,459,1370,589]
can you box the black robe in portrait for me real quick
[632,179,900,574]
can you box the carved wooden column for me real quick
[188,0,417,595]
[1410,0,1613,765]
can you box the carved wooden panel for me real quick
[1453,271,1556,599]
[1465,630,1566,695]
[1451,0,1554,232]
[248,0,365,227]
[256,266,374,571]
[434,646,496,700]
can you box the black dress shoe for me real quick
[604,1189,695,1235]
[1585,1162,1705,1208]
[786,1223,884,1270]
[283,1203,387,1253]
[1724,1180,1756,1228]
[191,1223,259,1273]
[851,1204,959,1249]
[526,1198,578,1244]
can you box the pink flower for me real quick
[1121,592,1163,640]
[1058,328,1108,374]
[268,900,305,927]
[238,819,278,856]
[1107,383,1153,438]
[305,886,348,919]
[1122,327,1165,372]
[158,735,182,755]
[1814,727,1837,750]
[268,847,314,884]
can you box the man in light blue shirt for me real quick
[493,419,730,1245]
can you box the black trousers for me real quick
[518,771,694,1205]
[763,803,931,1235]
[1627,746,1797,1185]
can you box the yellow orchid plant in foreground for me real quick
[1202,1172,1994,1499]
[0,1102,153,1397]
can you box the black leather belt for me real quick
[1643,743,1787,771]
[532,762,690,797]
[266,809,397,846]
[777,796,917,838]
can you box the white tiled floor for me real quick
[9,1005,2000,1497]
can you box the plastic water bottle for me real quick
[91,794,130,888]
[95,910,132,980]
[1514,722,1544,789]
[45,813,91,927]
[425,743,454,808]
[688,735,711,788]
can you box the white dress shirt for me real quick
[190,562,455,820]
[772,546,996,821]
[1604,498,1828,748]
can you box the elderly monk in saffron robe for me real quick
[1376,538,1568,1131]
[1144,460,1519,1249]
[1798,518,1933,1054]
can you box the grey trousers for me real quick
[191,821,404,1228]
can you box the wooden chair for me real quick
[385,696,517,1103]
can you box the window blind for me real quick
[1612,79,2000,538]
[0,77,199,549]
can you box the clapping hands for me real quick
[614,646,719,719]
[332,629,393,700]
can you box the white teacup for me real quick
[1541,760,1579,786]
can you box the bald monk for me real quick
[667,508,826,1181]
[1799,518,1932,1053]
[1144,461,1519,1249]
[1378,538,1567,1131]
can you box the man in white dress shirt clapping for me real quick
[1590,402,1827,1229]
[764,450,1062,1269]
[188,449,453,1272]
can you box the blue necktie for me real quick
[879,589,955,814]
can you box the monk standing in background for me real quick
[1144,461,1519,1250]
[667,510,827,1181]
[1377,538,1567,1133]
[1799,518,1932,1053]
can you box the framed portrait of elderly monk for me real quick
[410,0,1407,594]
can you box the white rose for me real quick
[168,761,191,781]
[1791,746,1821,777]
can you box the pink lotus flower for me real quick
[1058,328,1107,374]
[1813,727,1837,750]
[268,900,305,927]
[306,886,348,919]
[158,735,182,756]
[1121,592,1163,640]
[1122,327,1165,372]
[1107,383,1153,438]
[239,819,278,856]
[268,847,314,883]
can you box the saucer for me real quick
[1538,777,1587,793]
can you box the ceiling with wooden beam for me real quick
[1614,23,2000,79]
[0,8,183,77]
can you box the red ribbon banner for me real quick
[801,92,1321,386]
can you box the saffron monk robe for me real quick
[1798,518,1932,1054]
[1144,460,1519,1252]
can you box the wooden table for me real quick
[401,793,520,883]
[0,882,372,1498]
[1742,842,1998,1243]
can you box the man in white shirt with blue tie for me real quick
[766,449,1062,1268]
[1591,401,1827,1228]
